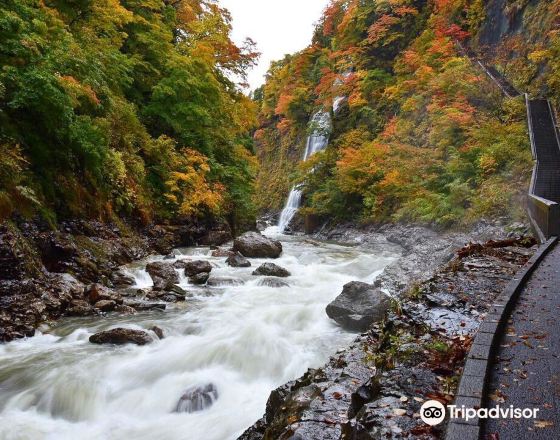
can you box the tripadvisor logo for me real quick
[419,399,540,426]
[420,400,446,426]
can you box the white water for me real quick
[0,230,398,440]
[278,111,332,232]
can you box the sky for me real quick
[218,0,330,90]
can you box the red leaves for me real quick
[441,24,470,41]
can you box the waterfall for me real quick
[277,110,332,232]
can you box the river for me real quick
[0,228,399,440]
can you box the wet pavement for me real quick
[483,242,560,439]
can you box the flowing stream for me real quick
[0,229,399,440]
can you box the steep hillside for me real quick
[254,0,560,228]
[0,0,258,230]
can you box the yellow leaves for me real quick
[528,49,550,63]
[165,149,224,217]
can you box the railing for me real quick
[526,95,560,241]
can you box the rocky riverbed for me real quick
[0,216,537,439]
[241,221,537,439]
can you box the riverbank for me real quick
[0,217,233,342]
[240,221,537,439]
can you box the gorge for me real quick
[2,0,560,438]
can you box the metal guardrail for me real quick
[526,94,560,242]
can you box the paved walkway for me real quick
[483,241,560,439]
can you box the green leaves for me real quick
[0,0,258,226]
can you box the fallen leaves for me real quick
[534,420,554,429]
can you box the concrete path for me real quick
[483,241,560,439]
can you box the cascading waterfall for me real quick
[277,110,332,232]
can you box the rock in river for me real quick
[326,281,391,332]
[146,262,179,291]
[226,253,251,268]
[184,260,213,277]
[233,232,282,259]
[89,328,153,345]
[253,263,290,278]
[207,277,245,287]
[189,272,210,285]
[257,277,290,288]
[176,384,219,413]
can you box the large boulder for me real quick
[226,254,251,268]
[184,260,212,277]
[253,263,290,278]
[89,328,153,345]
[233,232,282,259]
[326,282,391,332]
[176,384,219,413]
[145,262,179,291]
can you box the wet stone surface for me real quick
[239,236,536,440]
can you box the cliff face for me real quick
[475,0,560,103]
[254,0,560,229]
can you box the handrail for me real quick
[525,95,560,241]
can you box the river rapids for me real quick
[0,228,399,440]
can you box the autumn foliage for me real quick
[254,0,535,226]
[0,0,259,228]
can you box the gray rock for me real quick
[233,232,282,258]
[207,277,245,287]
[184,260,213,277]
[89,328,153,345]
[146,262,179,291]
[257,277,290,288]
[125,300,167,311]
[253,263,290,278]
[176,384,218,413]
[226,254,251,268]
[211,248,235,257]
[189,272,210,285]
[326,282,391,332]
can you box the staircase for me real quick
[458,39,560,241]
[526,97,560,240]
[455,40,520,98]
[475,62,520,98]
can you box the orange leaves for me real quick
[367,14,400,44]
[322,1,343,37]
[275,93,294,116]
[366,2,418,45]
[394,6,419,17]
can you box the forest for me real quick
[254,0,560,227]
[1,0,559,230]
[0,0,259,230]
